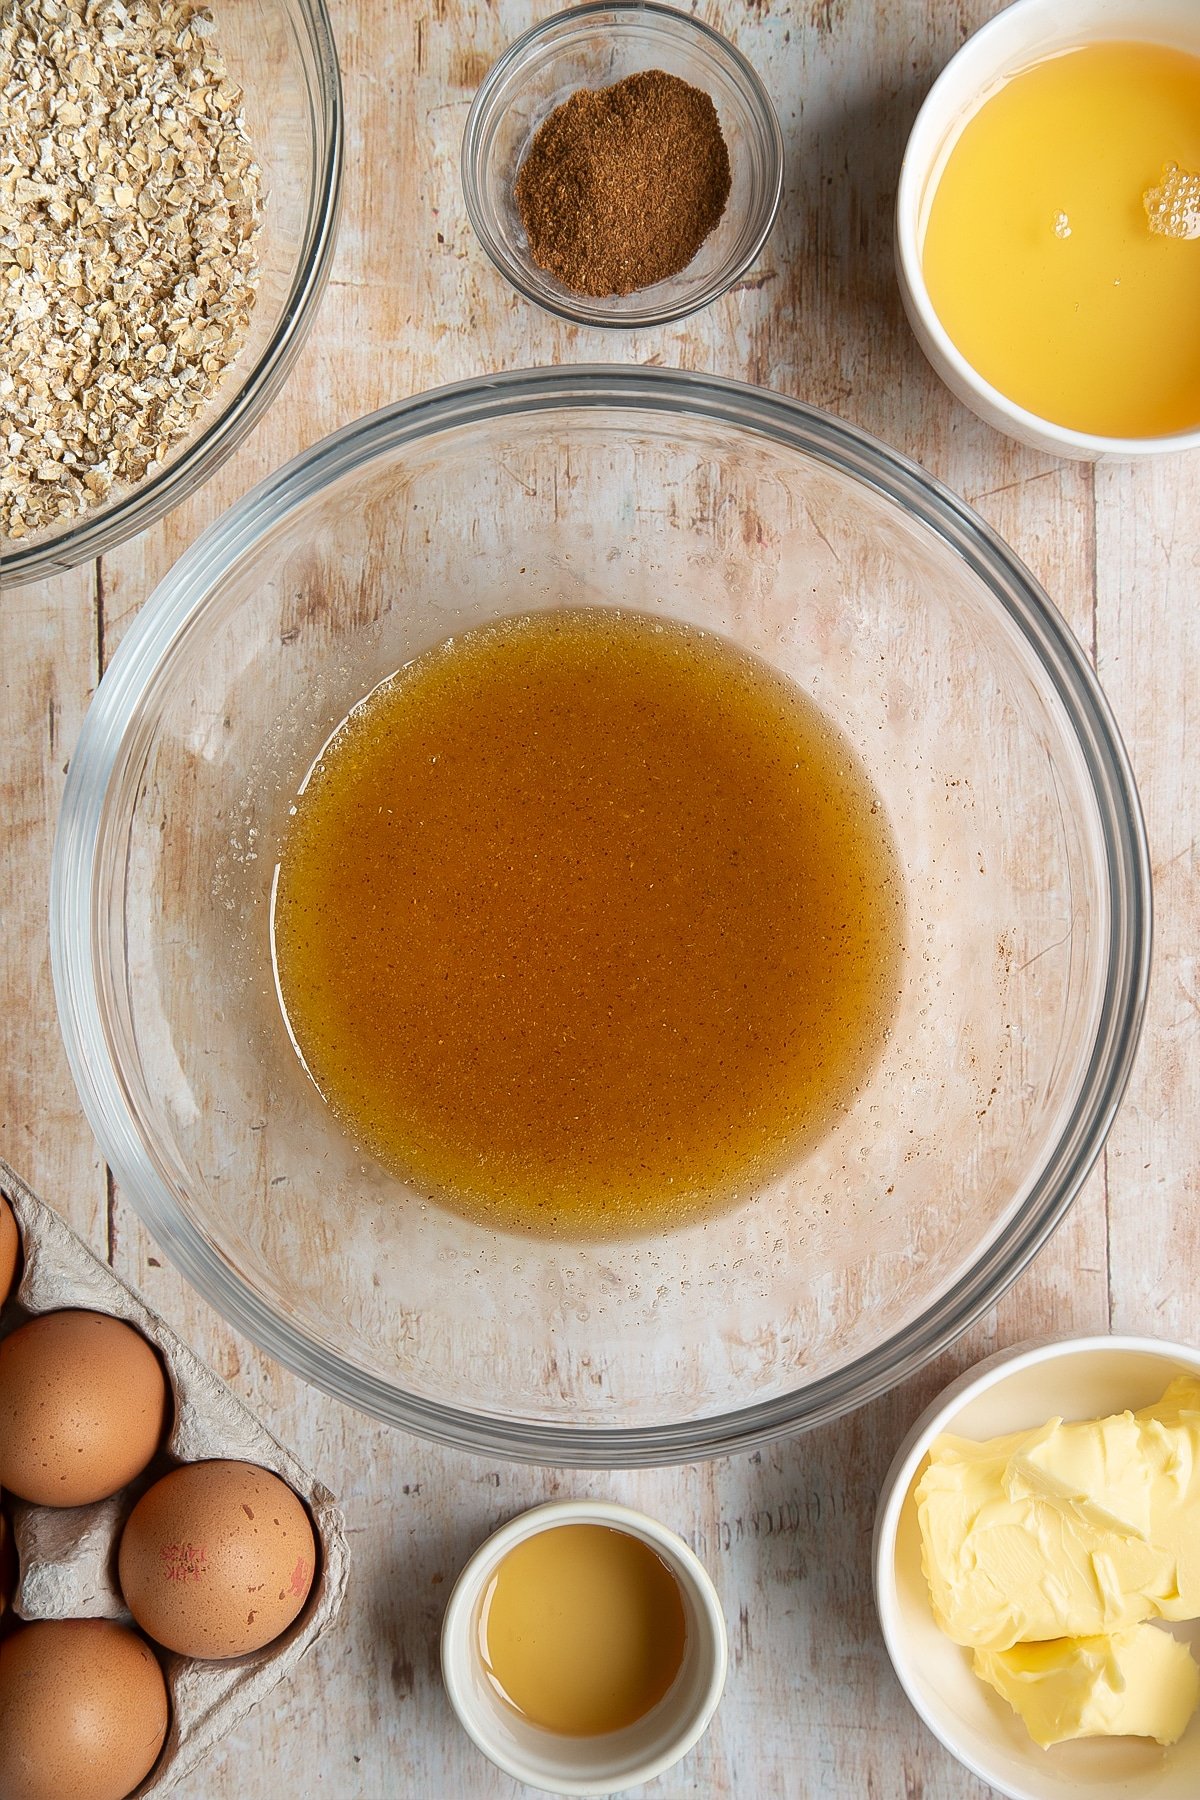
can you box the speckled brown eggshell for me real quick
[118,1459,317,1659]
[0,1618,169,1800]
[0,1194,18,1305]
[0,1310,170,1507]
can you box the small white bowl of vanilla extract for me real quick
[440,1499,728,1795]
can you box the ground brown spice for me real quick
[514,70,731,298]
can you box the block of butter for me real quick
[974,1622,1200,1748]
[916,1375,1200,1650]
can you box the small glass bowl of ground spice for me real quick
[462,1,783,327]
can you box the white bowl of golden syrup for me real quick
[896,0,1200,458]
[440,1499,727,1795]
[874,1335,1200,1800]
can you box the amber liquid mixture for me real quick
[272,608,905,1237]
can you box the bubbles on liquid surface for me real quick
[1144,162,1200,240]
[1052,209,1072,240]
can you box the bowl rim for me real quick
[50,364,1153,1466]
[871,1332,1200,1800]
[439,1497,728,1794]
[460,0,784,329]
[894,0,1200,459]
[2,0,345,589]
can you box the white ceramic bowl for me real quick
[874,1335,1200,1800]
[895,0,1200,460]
[440,1499,727,1795]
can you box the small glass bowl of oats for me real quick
[2,0,342,586]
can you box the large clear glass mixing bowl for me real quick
[50,368,1150,1464]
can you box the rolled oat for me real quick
[1,0,262,543]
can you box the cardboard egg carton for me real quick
[0,1160,349,1796]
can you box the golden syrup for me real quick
[478,1524,688,1736]
[272,607,905,1237]
[922,42,1200,436]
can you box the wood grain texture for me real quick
[2,0,1193,1794]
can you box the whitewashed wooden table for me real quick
[4,0,1199,1794]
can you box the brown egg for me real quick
[118,1459,316,1659]
[0,1619,169,1800]
[0,1194,18,1305]
[0,1310,170,1507]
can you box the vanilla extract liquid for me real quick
[479,1524,688,1736]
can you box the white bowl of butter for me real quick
[874,1336,1200,1800]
